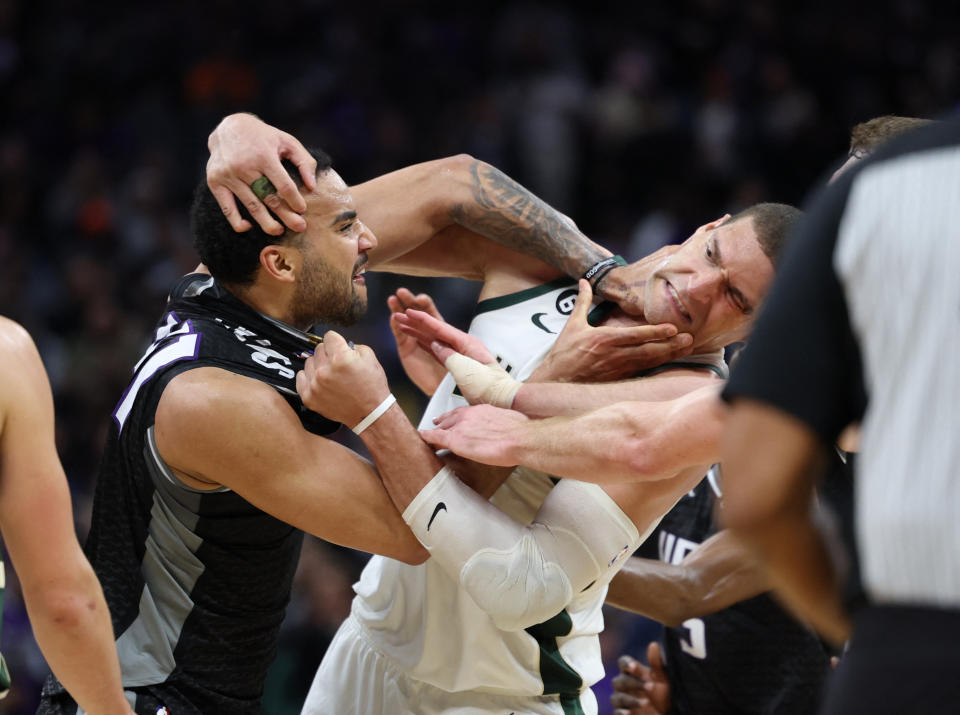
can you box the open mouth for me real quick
[665,280,691,324]
[352,257,368,283]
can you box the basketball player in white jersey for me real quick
[205,114,799,714]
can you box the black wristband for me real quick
[583,255,626,289]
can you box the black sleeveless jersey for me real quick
[42,274,340,714]
[637,471,831,715]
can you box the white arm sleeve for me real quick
[403,468,640,631]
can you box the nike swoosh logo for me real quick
[530,313,556,334]
[427,502,447,531]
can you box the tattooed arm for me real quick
[207,115,650,311]
[347,154,615,279]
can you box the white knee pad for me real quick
[403,468,640,631]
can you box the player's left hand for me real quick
[531,280,693,383]
[295,330,390,427]
[610,644,671,715]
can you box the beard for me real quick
[290,255,367,329]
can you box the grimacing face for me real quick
[641,216,775,353]
[290,169,377,329]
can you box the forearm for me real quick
[607,532,770,626]
[606,557,697,626]
[720,401,851,645]
[359,155,608,278]
[360,403,446,512]
[507,392,723,483]
[447,159,610,278]
[24,561,131,714]
[728,510,850,645]
[442,456,515,500]
[513,374,716,418]
[504,407,662,483]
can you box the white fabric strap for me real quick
[352,393,397,435]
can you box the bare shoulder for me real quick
[155,366,299,487]
[0,316,39,366]
[0,317,48,402]
[157,366,288,430]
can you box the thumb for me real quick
[569,279,594,324]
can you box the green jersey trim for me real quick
[525,610,584,713]
[475,278,574,314]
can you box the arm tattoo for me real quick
[449,161,609,278]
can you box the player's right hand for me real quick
[610,644,671,715]
[206,113,317,235]
[296,330,391,427]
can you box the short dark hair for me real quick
[849,116,934,157]
[726,202,802,266]
[191,147,333,284]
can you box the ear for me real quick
[686,214,732,243]
[259,244,298,284]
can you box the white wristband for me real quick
[352,393,397,435]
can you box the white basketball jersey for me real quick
[351,278,724,696]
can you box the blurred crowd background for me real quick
[1,1,957,712]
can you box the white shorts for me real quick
[301,615,598,715]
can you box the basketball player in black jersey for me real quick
[36,149,441,714]
[608,464,849,714]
